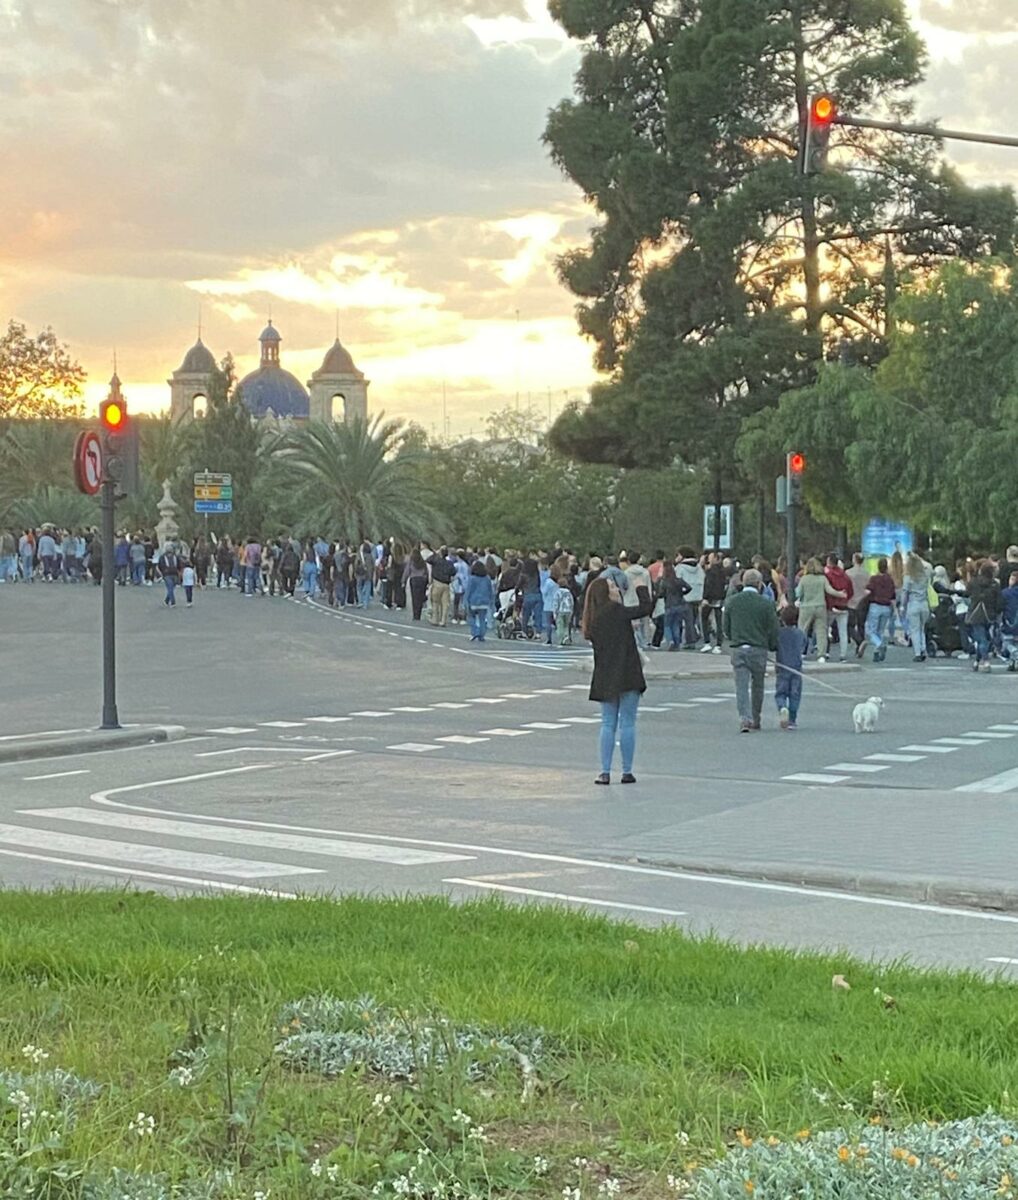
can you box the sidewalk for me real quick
[0,725,186,764]
[602,781,1018,912]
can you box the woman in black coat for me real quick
[582,576,653,785]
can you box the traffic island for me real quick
[0,724,186,764]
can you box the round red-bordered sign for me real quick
[73,431,103,496]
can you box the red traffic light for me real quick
[811,94,836,125]
[101,399,125,430]
[789,452,805,473]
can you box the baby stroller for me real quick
[925,594,970,657]
[495,588,531,640]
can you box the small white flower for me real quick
[572,1157,589,1170]
[7,1089,31,1110]
[811,1089,830,1104]
[371,1184,385,1197]
[128,1111,156,1137]
[562,1188,582,1200]
[393,1176,412,1196]
[452,1108,472,1126]
[168,1066,194,1087]
[675,1130,690,1147]
[326,1164,340,1183]
[310,1159,323,1178]
[598,1180,620,1198]
[253,1191,271,1200]
[372,1092,392,1111]
[21,1044,49,1065]
[467,1124,489,1143]
[533,1156,550,1176]
[416,1148,431,1164]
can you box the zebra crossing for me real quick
[0,804,476,895]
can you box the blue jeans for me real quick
[469,606,489,640]
[971,622,991,663]
[20,551,33,580]
[245,564,260,594]
[0,555,15,581]
[665,606,683,647]
[164,576,177,605]
[677,601,696,645]
[357,578,372,608]
[599,690,640,775]
[302,563,318,595]
[521,593,542,636]
[905,602,929,657]
[865,604,891,651]
[775,668,803,722]
[131,560,145,585]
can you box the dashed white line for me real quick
[351,710,393,718]
[259,721,306,729]
[964,731,1015,739]
[932,737,990,746]
[446,878,688,919]
[559,717,600,724]
[304,716,352,723]
[479,728,532,737]
[23,769,91,781]
[865,753,925,763]
[900,744,959,754]
[824,762,890,774]
[522,722,568,730]
[387,742,442,753]
[436,735,491,745]
[432,702,470,709]
[466,697,506,704]
[956,768,1018,794]
[392,706,431,713]
[208,726,257,734]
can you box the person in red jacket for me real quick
[824,553,854,663]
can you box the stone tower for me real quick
[308,337,369,424]
[168,337,216,423]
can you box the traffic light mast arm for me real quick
[835,113,1018,151]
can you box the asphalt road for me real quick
[4,580,1018,974]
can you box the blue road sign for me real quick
[194,500,233,514]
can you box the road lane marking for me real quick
[431,702,470,709]
[639,707,671,713]
[196,747,316,757]
[89,787,1018,925]
[900,744,959,754]
[466,697,506,704]
[559,717,600,724]
[988,957,1018,965]
[964,731,1015,739]
[258,721,306,728]
[21,808,473,866]
[824,763,890,773]
[691,697,728,703]
[522,722,568,730]
[931,737,990,746]
[387,743,442,752]
[0,727,93,742]
[865,753,925,763]
[501,693,538,698]
[989,725,1018,732]
[304,716,352,723]
[479,728,531,737]
[350,711,393,717]
[0,848,299,897]
[23,769,91,781]
[782,773,850,784]
[446,878,688,918]
[436,736,490,745]
[956,768,1018,794]
[392,706,431,713]
[208,727,257,734]
[0,821,319,879]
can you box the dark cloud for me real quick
[919,0,1018,33]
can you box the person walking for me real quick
[862,556,897,661]
[902,550,933,662]
[583,575,653,785]
[723,568,779,733]
[182,561,196,607]
[795,558,845,663]
[158,543,181,607]
[552,574,575,646]
[966,561,1001,672]
[775,605,806,730]
[658,561,691,650]
[823,553,853,662]
[465,558,495,642]
[18,530,34,581]
[700,551,727,654]
[846,551,870,657]
[404,548,429,621]
[622,551,652,649]
[676,547,704,647]
[428,547,455,626]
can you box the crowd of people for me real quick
[9,524,1018,780]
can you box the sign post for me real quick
[194,472,233,518]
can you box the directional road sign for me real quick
[194,485,233,500]
[194,472,232,487]
[194,500,233,514]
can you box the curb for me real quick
[0,725,187,765]
[605,853,1018,914]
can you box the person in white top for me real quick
[621,551,652,649]
[182,562,196,607]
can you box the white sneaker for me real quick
[956,652,970,660]
[712,646,722,654]
[779,706,790,729]
[817,655,827,663]
[700,644,712,653]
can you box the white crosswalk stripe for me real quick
[20,808,472,866]
[956,768,1018,794]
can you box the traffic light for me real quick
[801,93,837,176]
[99,384,139,495]
[786,451,805,505]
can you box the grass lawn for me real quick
[1,890,1017,1199]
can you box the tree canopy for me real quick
[0,320,86,420]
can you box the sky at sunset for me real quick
[1,0,1016,438]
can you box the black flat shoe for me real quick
[595,773,610,785]
[620,773,636,784]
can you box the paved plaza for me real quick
[3,582,1018,972]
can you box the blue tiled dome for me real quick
[259,322,281,343]
[237,366,309,418]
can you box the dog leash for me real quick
[771,661,870,701]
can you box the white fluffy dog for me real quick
[853,696,884,733]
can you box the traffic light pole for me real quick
[100,479,120,729]
[786,499,797,600]
[835,113,1018,150]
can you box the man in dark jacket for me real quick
[157,544,181,607]
[723,568,779,732]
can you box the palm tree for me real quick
[0,420,78,521]
[281,416,452,544]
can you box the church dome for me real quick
[177,338,216,375]
[313,337,363,379]
[237,366,309,418]
[259,321,281,343]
